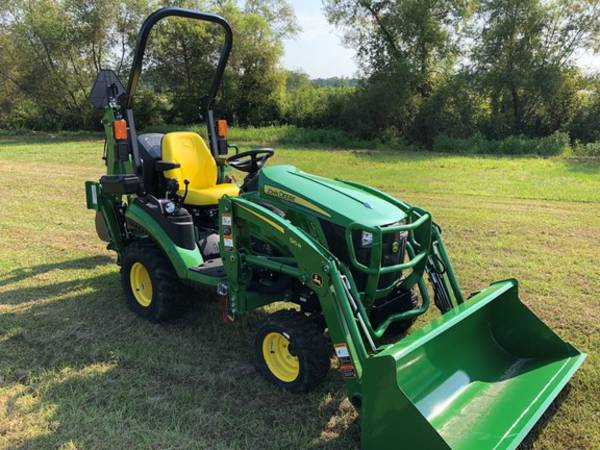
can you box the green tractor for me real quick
[85,8,585,450]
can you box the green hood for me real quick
[258,165,406,226]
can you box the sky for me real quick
[282,0,358,79]
[282,0,600,79]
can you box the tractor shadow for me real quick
[0,257,359,449]
[0,254,113,289]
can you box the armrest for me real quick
[155,160,180,172]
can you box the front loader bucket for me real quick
[361,280,585,450]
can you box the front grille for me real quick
[378,230,408,288]
[319,219,408,292]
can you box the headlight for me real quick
[164,201,176,214]
[361,231,374,247]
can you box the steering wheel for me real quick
[226,148,274,173]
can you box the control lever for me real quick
[179,179,190,207]
[165,178,179,199]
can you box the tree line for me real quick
[1,0,600,150]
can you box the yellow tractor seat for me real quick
[184,183,239,205]
[161,132,239,206]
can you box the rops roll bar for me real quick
[123,8,233,158]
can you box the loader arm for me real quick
[219,195,586,450]
[219,196,378,398]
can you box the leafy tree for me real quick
[322,0,475,140]
[410,72,483,145]
[324,0,474,95]
[0,0,148,129]
[222,3,288,125]
[143,0,291,125]
[472,0,600,136]
[243,0,299,39]
[281,71,355,128]
[0,0,295,129]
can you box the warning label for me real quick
[334,344,356,379]
[334,344,350,359]
[340,363,356,379]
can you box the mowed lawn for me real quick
[0,134,599,450]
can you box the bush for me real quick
[433,131,571,156]
[532,132,571,156]
[141,124,379,149]
[573,141,600,157]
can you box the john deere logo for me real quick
[391,241,401,253]
[311,273,323,287]
[264,185,297,202]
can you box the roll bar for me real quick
[124,7,233,112]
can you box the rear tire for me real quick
[120,240,191,322]
[255,310,330,393]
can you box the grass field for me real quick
[0,134,599,450]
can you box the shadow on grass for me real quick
[517,386,571,450]
[0,255,113,287]
[0,257,359,450]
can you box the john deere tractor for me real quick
[85,8,585,450]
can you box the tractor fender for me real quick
[125,201,203,279]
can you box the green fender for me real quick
[125,201,204,279]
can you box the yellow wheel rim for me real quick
[130,262,153,307]
[262,332,299,383]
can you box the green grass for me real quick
[0,135,599,450]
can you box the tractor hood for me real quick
[258,165,406,226]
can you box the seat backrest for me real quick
[162,132,217,190]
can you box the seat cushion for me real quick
[182,183,240,206]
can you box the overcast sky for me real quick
[283,0,600,79]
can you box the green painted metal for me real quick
[344,213,431,275]
[187,267,227,286]
[219,164,585,450]
[85,180,126,252]
[219,196,367,397]
[102,107,134,177]
[361,280,586,450]
[254,166,433,312]
[125,200,204,279]
[258,165,407,226]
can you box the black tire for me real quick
[120,239,191,322]
[255,310,330,393]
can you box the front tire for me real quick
[255,310,330,393]
[120,240,190,322]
